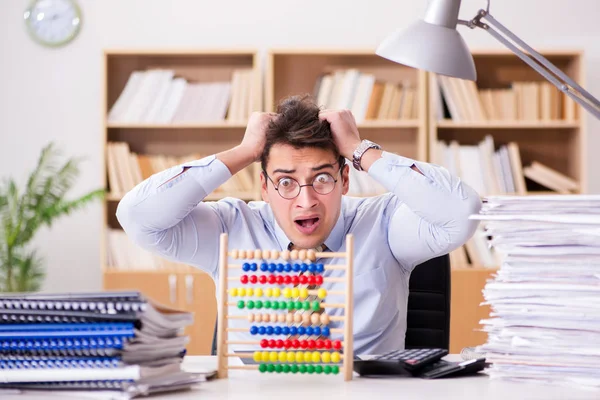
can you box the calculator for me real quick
[353,348,448,376]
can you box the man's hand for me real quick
[318,109,361,160]
[241,112,276,162]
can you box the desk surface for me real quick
[2,356,598,400]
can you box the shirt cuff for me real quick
[183,155,233,196]
[368,151,416,179]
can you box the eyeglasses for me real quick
[263,169,340,200]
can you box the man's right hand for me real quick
[240,112,276,162]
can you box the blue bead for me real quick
[284,263,292,272]
[301,264,308,273]
[317,263,325,273]
[289,327,297,335]
[274,326,282,335]
[305,327,314,335]
[266,326,274,335]
[322,327,330,337]
[260,263,269,272]
[242,263,250,272]
[293,264,301,272]
[250,326,258,335]
[308,264,316,273]
[251,263,258,271]
[277,263,285,272]
[313,327,321,336]
[282,327,290,335]
[268,263,277,273]
[297,327,306,335]
[258,326,266,335]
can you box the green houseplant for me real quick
[0,142,105,292]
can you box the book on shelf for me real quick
[107,67,256,124]
[313,68,418,123]
[433,74,578,121]
[450,226,501,269]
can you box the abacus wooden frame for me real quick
[216,233,355,381]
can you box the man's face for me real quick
[261,143,349,249]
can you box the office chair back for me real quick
[404,254,451,350]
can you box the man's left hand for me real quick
[318,109,361,160]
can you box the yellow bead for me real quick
[238,288,246,297]
[317,288,327,299]
[269,352,278,362]
[265,288,273,297]
[261,351,269,362]
[304,351,312,362]
[273,288,281,297]
[312,352,321,363]
[287,352,296,363]
[283,288,292,298]
[291,288,300,298]
[321,352,331,363]
[299,288,309,299]
[255,288,263,297]
[253,351,262,362]
[279,351,287,362]
[331,352,341,363]
[247,288,254,297]
[230,288,238,297]
[296,352,303,363]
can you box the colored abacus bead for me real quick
[278,352,286,362]
[299,365,307,374]
[284,275,292,285]
[317,288,327,299]
[258,326,266,335]
[292,276,300,286]
[331,352,341,363]
[261,313,270,323]
[315,365,323,374]
[230,288,238,297]
[249,275,258,284]
[273,326,282,335]
[267,275,276,284]
[283,339,292,349]
[302,314,311,325]
[308,275,316,285]
[307,339,316,349]
[273,288,281,297]
[269,352,278,362]
[267,364,275,373]
[312,301,321,311]
[302,301,311,311]
[310,313,320,325]
[253,351,261,362]
[278,313,286,323]
[276,275,284,285]
[333,340,342,350]
[307,249,316,261]
[250,326,258,335]
[282,327,290,335]
[299,275,308,285]
[238,250,246,259]
[324,365,332,374]
[315,340,324,349]
[259,364,267,373]
[260,339,268,348]
[323,339,332,349]
[299,288,309,299]
[268,339,276,348]
[321,352,331,363]
[269,264,277,273]
[260,263,269,272]
[292,339,300,349]
[291,288,300,298]
[231,250,238,259]
[291,364,299,374]
[298,249,307,260]
[283,288,292,298]
[237,300,245,309]
[287,352,295,362]
[315,275,324,285]
[240,275,249,284]
[247,300,255,310]
[281,250,290,260]
[259,275,268,284]
[332,366,340,375]
[287,313,295,324]
[263,300,271,310]
[293,263,301,272]
[284,263,292,272]
[276,339,284,349]
[290,250,299,260]
[307,365,315,374]
[265,326,274,335]
[282,364,291,373]
[308,263,316,273]
[246,288,254,296]
[320,314,330,325]
[247,314,254,323]
[313,327,322,336]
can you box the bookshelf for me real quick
[101,49,263,355]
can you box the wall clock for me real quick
[24,0,82,47]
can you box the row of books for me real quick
[107,229,185,271]
[433,135,580,196]
[0,291,213,397]
[313,68,418,123]
[106,142,256,197]
[433,75,578,121]
[107,68,256,124]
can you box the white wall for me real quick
[1,0,599,292]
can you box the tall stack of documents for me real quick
[0,291,212,398]
[473,195,600,390]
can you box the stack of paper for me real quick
[472,195,600,390]
[0,291,213,398]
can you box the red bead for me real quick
[259,275,267,284]
[307,340,316,349]
[308,276,316,285]
[299,340,308,349]
[333,340,342,350]
[292,276,300,285]
[268,339,276,348]
[267,275,276,284]
[299,276,308,285]
[323,340,332,349]
[260,339,268,348]
[315,275,323,285]
[249,275,258,284]
[283,340,292,349]
[240,275,249,284]
[283,275,292,284]
[276,275,284,285]
[315,340,324,349]
[275,339,284,348]
[291,339,300,349]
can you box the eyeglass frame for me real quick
[262,164,344,200]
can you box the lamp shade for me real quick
[376,20,477,81]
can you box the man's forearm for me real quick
[216,145,257,176]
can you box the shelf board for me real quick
[107,192,257,202]
[358,120,420,128]
[106,122,248,129]
[436,120,580,129]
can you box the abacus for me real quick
[216,233,354,381]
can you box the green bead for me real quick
[247,300,255,309]
[272,301,279,310]
[237,300,245,309]
[259,364,267,373]
[275,364,283,373]
[312,301,320,311]
[323,366,332,374]
[303,301,311,311]
[315,365,323,374]
[332,366,339,375]
[299,365,307,374]
[255,300,263,309]
[279,301,287,309]
[267,364,275,373]
[290,364,299,374]
[264,300,272,309]
[282,364,291,373]
[307,365,315,374]
[287,300,295,310]
[295,300,303,310]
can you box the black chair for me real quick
[211,254,451,354]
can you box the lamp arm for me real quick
[459,9,600,120]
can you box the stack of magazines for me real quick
[473,195,600,390]
[0,291,214,398]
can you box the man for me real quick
[116,95,481,355]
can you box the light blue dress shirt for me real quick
[116,151,481,354]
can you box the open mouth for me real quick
[294,217,320,235]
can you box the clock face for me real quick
[24,0,82,47]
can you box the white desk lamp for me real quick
[376,0,600,119]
